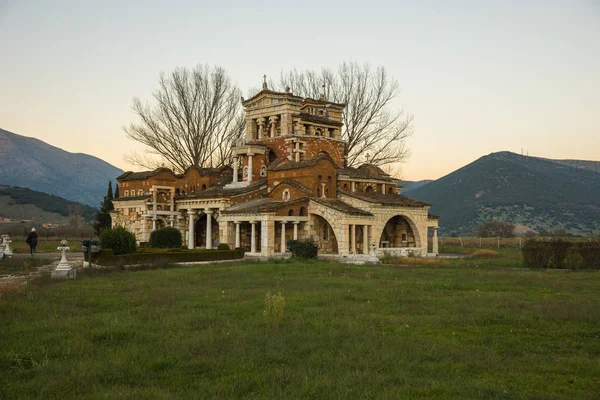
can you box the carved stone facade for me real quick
[112,84,439,259]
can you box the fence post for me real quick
[459,237,463,247]
[497,236,500,248]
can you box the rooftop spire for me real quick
[262,74,268,90]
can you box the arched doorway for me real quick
[379,215,420,248]
[310,214,338,254]
[195,213,219,248]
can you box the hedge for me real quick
[88,248,245,266]
[522,239,600,270]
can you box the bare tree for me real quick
[124,65,245,173]
[279,62,413,167]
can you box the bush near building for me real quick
[287,239,318,259]
[99,227,137,255]
[522,239,600,269]
[149,227,182,249]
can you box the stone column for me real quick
[293,221,299,240]
[269,116,278,137]
[152,218,157,231]
[247,154,254,182]
[235,221,241,248]
[250,221,257,254]
[233,156,239,183]
[433,227,439,255]
[280,221,286,253]
[363,225,369,254]
[257,118,266,139]
[295,141,300,162]
[169,215,174,228]
[205,209,213,249]
[382,184,386,194]
[187,210,196,249]
[351,224,356,254]
[351,182,356,192]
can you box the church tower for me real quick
[228,79,347,187]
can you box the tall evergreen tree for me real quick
[93,181,115,235]
[114,183,119,199]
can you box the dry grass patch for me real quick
[0,281,24,298]
[471,249,500,258]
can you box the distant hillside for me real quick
[401,180,433,193]
[544,158,600,174]
[407,151,600,236]
[0,128,123,206]
[0,185,96,223]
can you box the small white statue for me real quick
[369,243,377,257]
[54,239,72,273]
[1,235,13,257]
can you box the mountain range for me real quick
[406,151,600,236]
[0,128,123,206]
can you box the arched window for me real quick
[138,190,143,196]
[175,189,180,195]
[366,186,374,193]
[388,187,394,194]
[327,176,332,185]
[260,165,267,177]
[243,166,249,180]
[323,224,329,240]
[282,189,290,201]
[124,190,129,197]
[288,209,294,216]
[201,184,206,190]
[318,175,322,182]
[343,183,348,191]
[299,207,306,216]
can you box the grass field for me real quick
[1,258,599,399]
[7,237,83,254]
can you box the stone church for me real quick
[112,83,439,260]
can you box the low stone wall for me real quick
[377,247,427,258]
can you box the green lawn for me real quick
[1,259,599,399]
[0,257,52,276]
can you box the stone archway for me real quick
[309,214,338,254]
[378,215,422,249]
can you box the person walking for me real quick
[25,228,38,256]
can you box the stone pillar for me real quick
[351,182,356,192]
[187,210,196,249]
[169,215,174,228]
[363,225,369,254]
[295,141,300,162]
[205,209,213,249]
[433,227,439,255]
[250,221,257,254]
[257,118,266,139]
[280,221,286,253]
[152,218,157,231]
[351,224,356,254]
[269,116,278,137]
[235,221,241,248]
[293,221,299,240]
[233,157,239,183]
[321,183,326,198]
[247,154,254,182]
[382,184,386,194]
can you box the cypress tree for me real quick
[93,181,115,235]
[114,183,119,199]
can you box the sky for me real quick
[1,0,598,181]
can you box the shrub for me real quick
[287,239,318,259]
[576,241,600,270]
[264,291,285,329]
[99,227,137,255]
[217,243,230,250]
[548,239,572,269]
[521,240,550,268]
[149,227,182,249]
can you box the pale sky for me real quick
[1,0,598,180]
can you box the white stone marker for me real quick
[52,239,76,279]
[1,235,13,257]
